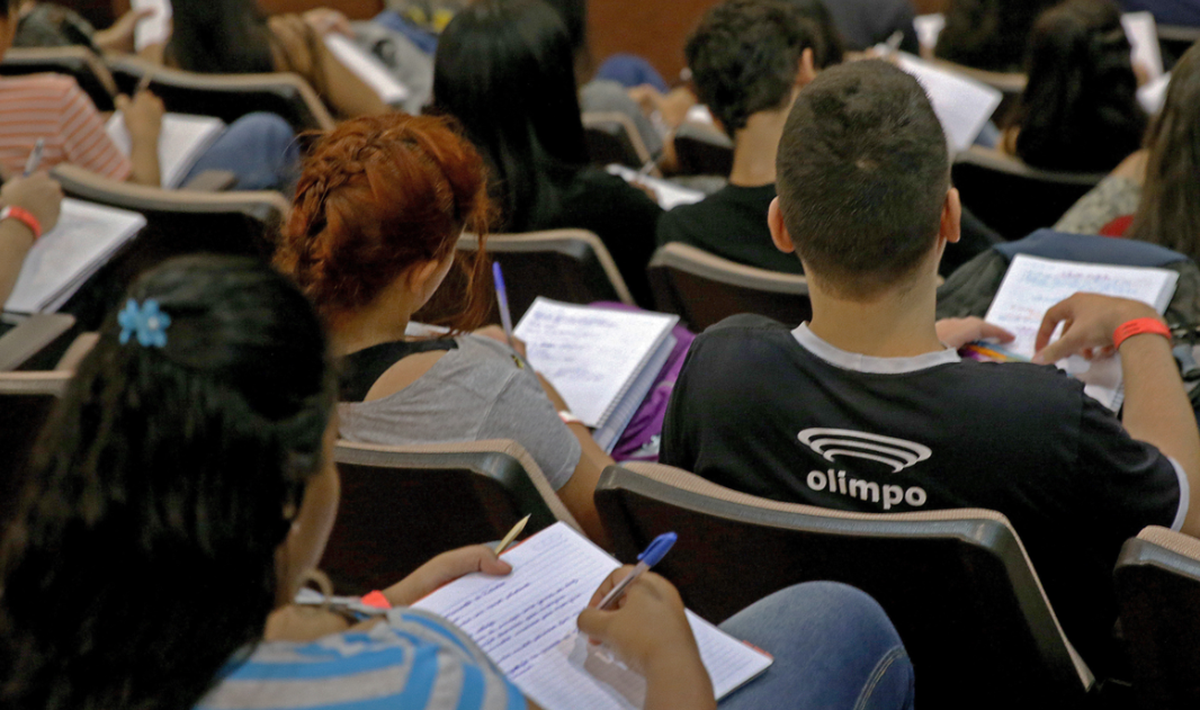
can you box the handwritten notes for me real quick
[106,112,226,189]
[5,200,146,314]
[896,53,1003,154]
[985,254,1178,409]
[413,523,772,710]
[514,299,677,428]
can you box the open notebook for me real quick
[605,164,705,211]
[895,53,1003,154]
[105,112,226,189]
[984,254,1178,410]
[513,299,678,452]
[324,34,410,106]
[5,199,146,314]
[413,523,772,710]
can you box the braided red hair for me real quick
[275,113,495,331]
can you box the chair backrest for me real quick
[672,121,733,177]
[106,56,335,131]
[0,314,76,371]
[0,371,70,529]
[647,242,810,330]
[581,111,651,169]
[322,439,581,594]
[594,462,1095,710]
[1114,526,1200,710]
[48,164,288,329]
[1157,24,1200,71]
[456,230,634,322]
[0,46,118,111]
[952,147,1107,241]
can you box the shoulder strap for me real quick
[339,338,457,402]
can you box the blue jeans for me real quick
[718,582,915,710]
[183,112,300,193]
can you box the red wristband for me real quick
[361,590,392,610]
[1112,317,1171,350]
[0,206,42,241]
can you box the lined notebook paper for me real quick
[605,165,705,211]
[105,112,226,189]
[132,0,172,51]
[5,199,146,314]
[896,53,1002,153]
[985,254,1178,410]
[413,523,772,710]
[514,299,677,451]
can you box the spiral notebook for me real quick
[514,299,678,452]
[413,522,773,710]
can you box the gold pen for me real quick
[494,514,531,554]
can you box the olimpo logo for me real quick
[798,428,932,473]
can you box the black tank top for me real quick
[339,338,458,402]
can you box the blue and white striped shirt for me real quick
[197,608,526,710]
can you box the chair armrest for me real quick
[0,313,76,371]
[181,170,238,192]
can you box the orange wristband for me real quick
[1112,317,1171,350]
[0,206,42,241]
[361,590,392,610]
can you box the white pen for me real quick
[23,138,44,177]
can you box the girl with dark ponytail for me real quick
[1002,0,1148,173]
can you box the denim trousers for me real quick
[183,112,300,193]
[717,582,916,710]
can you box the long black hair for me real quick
[0,255,334,710]
[1010,0,1147,173]
[1128,42,1200,259]
[165,0,275,74]
[935,0,1059,73]
[433,0,590,233]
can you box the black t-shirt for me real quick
[655,183,803,275]
[533,167,662,308]
[661,314,1184,676]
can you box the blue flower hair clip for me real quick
[118,298,171,348]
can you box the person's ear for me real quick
[940,187,962,246]
[797,48,817,87]
[405,256,449,297]
[768,197,796,254]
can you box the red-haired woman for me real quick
[274,112,611,543]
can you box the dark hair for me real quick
[276,113,495,332]
[165,0,275,74]
[1127,42,1200,258]
[785,0,845,68]
[776,60,948,298]
[433,0,589,232]
[1010,0,1147,173]
[935,0,1060,73]
[686,0,821,137]
[0,255,334,710]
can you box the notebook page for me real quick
[1138,72,1171,115]
[5,199,146,314]
[914,13,945,51]
[605,165,705,211]
[1122,12,1164,81]
[324,35,410,105]
[514,299,677,427]
[896,53,1002,154]
[413,523,771,710]
[984,254,1178,409]
[132,0,172,52]
[105,113,227,189]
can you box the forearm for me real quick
[1119,334,1200,534]
[128,134,162,186]
[643,652,716,710]
[0,221,36,304]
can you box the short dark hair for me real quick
[776,60,949,297]
[685,0,818,136]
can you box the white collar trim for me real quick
[792,323,961,374]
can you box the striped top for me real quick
[196,608,527,710]
[0,74,131,181]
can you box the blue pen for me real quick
[492,262,515,348]
[597,532,677,610]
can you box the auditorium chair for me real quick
[106,56,335,131]
[455,229,634,322]
[647,242,811,330]
[1157,25,1200,71]
[0,370,71,530]
[47,164,288,329]
[672,121,733,177]
[1115,526,1200,710]
[0,45,117,110]
[952,147,1107,241]
[0,314,76,371]
[582,111,652,169]
[321,439,582,595]
[594,462,1096,710]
